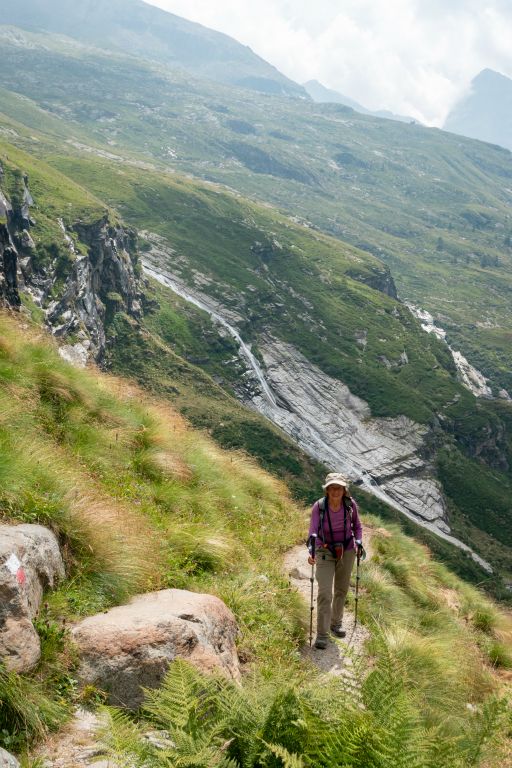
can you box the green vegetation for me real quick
[0,31,510,395]
[51,153,459,425]
[103,654,510,768]
[105,309,325,503]
[0,313,305,750]
[0,662,68,753]
[354,489,512,602]
[0,30,510,590]
[0,16,510,766]
[0,315,510,764]
[0,138,105,278]
[0,97,510,593]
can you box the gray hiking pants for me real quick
[315,548,356,640]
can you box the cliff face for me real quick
[0,165,145,364]
[0,168,21,309]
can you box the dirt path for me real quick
[34,708,114,768]
[283,533,372,678]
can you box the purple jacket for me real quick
[308,497,362,552]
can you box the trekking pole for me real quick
[354,547,361,630]
[309,533,317,648]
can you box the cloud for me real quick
[146,0,512,125]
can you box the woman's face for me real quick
[327,484,345,505]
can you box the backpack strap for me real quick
[318,496,337,558]
[318,496,326,544]
[343,496,356,548]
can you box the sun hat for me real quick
[322,472,349,490]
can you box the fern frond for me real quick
[459,695,510,767]
[143,659,205,731]
[415,726,463,768]
[216,758,241,768]
[264,741,306,767]
[101,706,152,766]
[154,724,232,767]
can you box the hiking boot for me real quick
[331,625,346,638]
[314,637,327,649]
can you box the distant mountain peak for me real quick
[444,68,512,151]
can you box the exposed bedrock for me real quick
[142,259,491,572]
[256,337,447,527]
[0,168,145,364]
[254,338,491,571]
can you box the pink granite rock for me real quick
[72,589,240,708]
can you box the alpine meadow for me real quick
[0,1,511,766]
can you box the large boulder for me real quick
[0,524,65,672]
[72,589,240,709]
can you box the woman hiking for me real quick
[307,473,363,649]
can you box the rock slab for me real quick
[72,589,240,709]
[0,524,65,672]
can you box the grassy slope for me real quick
[0,313,510,766]
[0,31,511,391]
[47,153,460,425]
[47,154,512,587]
[1,127,510,593]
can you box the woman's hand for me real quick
[308,555,316,565]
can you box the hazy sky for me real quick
[145,0,512,125]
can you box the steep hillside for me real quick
[0,140,145,361]
[0,0,306,97]
[48,154,512,594]
[0,116,511,596]
[444,69,512,152]
[0,26,511,400]
[0,314,511,767]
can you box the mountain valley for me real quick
[0,3,511,762]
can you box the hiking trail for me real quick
[283,528,373,678]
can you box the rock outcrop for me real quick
[44,216,144,362]
[0,167,145,363]
[72,589,240,709]
[0,173,21,308]
[257,337,448,525]
[0,524,65,672]
[347,264,398,298]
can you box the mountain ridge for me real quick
[444,68,512,151]
[0,0,307,97]
[303,78,415,123]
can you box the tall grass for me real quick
[0,314,510,763]
[0,313,307,751]
[0,663,68,751]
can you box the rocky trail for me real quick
[33,709,113,768]
[284,534,372,679]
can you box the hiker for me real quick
[307,473,363,649]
